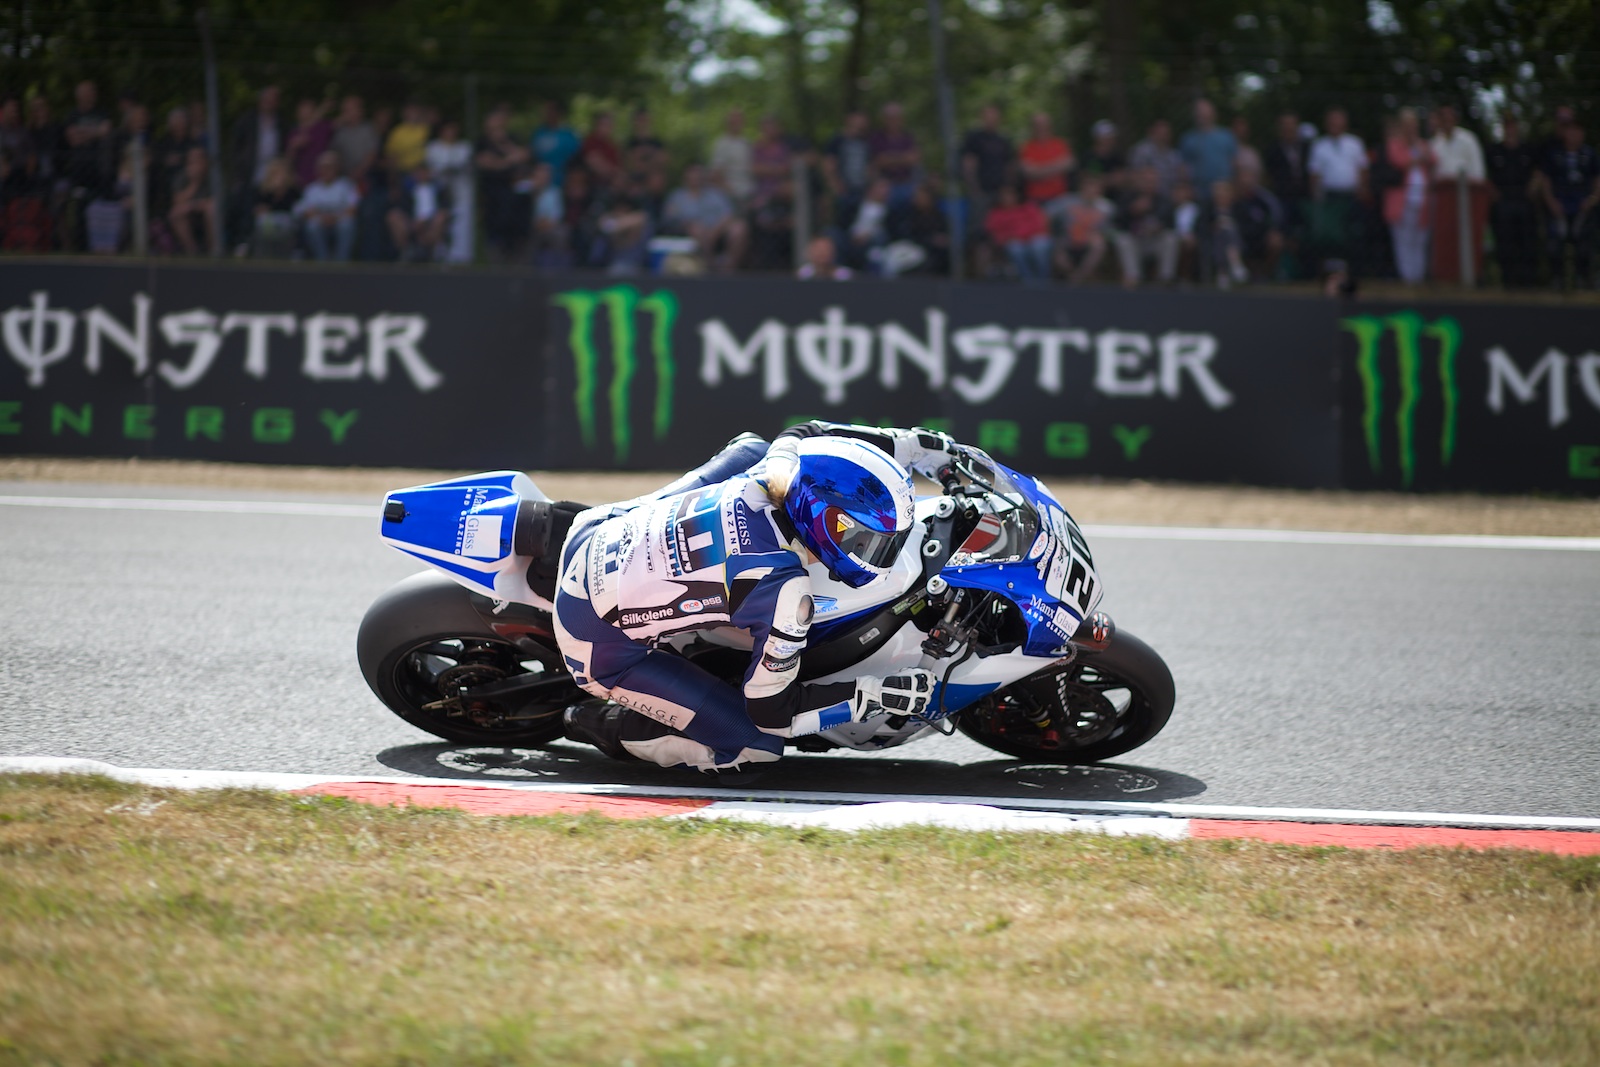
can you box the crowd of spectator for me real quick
[2,79,1597,290]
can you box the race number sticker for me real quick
[1034,504,1099,616]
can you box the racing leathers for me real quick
[552,422,956,771]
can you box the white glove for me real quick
[853,669,936,721]
[894,428,959,480]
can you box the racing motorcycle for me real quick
[357,436,1175,765]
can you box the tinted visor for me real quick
[825,506,909,569]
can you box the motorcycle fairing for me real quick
[379,471,550,604]
[940,464,1104,658]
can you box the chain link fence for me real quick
[1,10,1596,295]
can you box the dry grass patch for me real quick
[1,774,1597,1066]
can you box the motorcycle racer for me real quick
[555,422,959,773]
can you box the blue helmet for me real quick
[783,438,915,588]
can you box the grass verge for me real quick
[1,774,1597,1066]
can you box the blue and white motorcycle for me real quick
[357,436,1175,765]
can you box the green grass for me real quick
[1,773,1597,1066]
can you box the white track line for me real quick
[0,494,372,518]
[3,758,1597,832]
[2,494,1596,551]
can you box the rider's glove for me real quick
[852,669,936,721]
[896,428,959,481]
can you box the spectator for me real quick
[580,110,623,188]
[869,102,920,205]
[1083,120,1126,190]
[845,177,892,271]
[168,146,215,255]
[625,109,669,203]
[595,189,651,274]
[563,167,600,266]
[64,80,113,195]
[825,111,873,229]
[747,115,796,270]
[984,183,1052,282]
[1264,111,1310,220]
[286,99,333,189]
[26,96,63,186]
[1231,166,1285,280]
[1020,111,1073,218]
[1203,179,1249,287]
[531,101,581,186]
[425,118,473,263]
[709,109,753,203]
[86,148,134,254]
[1171,178,1201,279]
[0,97,35,197]
[798,234,851,279]
[1128,118,1185,196]
[961,103,1015,220]
[662,162,746,271]
[530,161,568,270]
[475,108,530,261]
[1307,107,1368,270]
[228,85,282,197]
[1111,165,1178,287]
[1383,108,1435,284]
[888,180,951,275]
[384,102,430,173]
[1231,115,1262,178]
[1540,121,1600,288]
[294,150,358,261]
[1057,171,1112,282]
[251,157,298,258]
[386,161,450,261]
[330,96,378,187]
[185,101,209,149]
[1487,115,1540,287]
[1179,99,1237,199]
[1430,104,1485,183]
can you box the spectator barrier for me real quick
[1,260,1595,495]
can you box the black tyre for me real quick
[956,629,1175,763]
[357,572,573,745]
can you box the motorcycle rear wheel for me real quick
[358,573,571,746]
[956,629,1174,764]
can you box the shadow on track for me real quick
[375,741,1209,803]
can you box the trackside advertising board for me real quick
[1337,302,1600,492]
[541,278,1341,486]
[0,262,547,468]
[3,261,1595,494]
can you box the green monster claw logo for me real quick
[1340,312,1462,488]
[552,286,680,463]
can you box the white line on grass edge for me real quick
[3,495,1597,551]
[2,758,1597,832]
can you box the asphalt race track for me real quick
[2,482,1598,819]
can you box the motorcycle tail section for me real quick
[379,470,563,609]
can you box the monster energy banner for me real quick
[1338,302,1600,492]
[542,277,1343,487]
[0,261,547,468]
[4,261,1595,493]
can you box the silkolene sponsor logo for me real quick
[621,607,677,626]
[679,595,724,613]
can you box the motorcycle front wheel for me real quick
[956,628,1175,764]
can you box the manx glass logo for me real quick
[552,286,679,463]
[1341,311,1462,488]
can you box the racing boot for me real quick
[562,703,641,762]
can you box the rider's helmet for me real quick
[783,437,915,588]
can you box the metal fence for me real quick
[1,12,1596,295]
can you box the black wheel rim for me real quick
[977,660,1143,754]
[390,636,567,735]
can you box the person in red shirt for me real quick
[580,111,622,188]
[1021,111,1074,219]
[985,183,1053,281]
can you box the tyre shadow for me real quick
[374,741,1208,803]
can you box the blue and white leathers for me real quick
[554,474,855,771]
